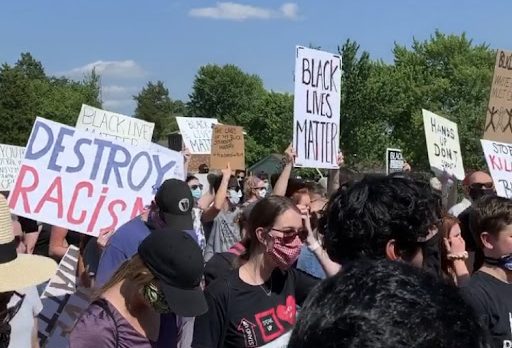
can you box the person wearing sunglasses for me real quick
[193,196,339,348]
[0,195,57,348]
[243,176,267,205]
[449,171,495,218]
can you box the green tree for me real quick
[0,53,101,146]
[133,81,173,141]
[379,31,494,171]
[188,64,266,127]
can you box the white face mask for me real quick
[228,189,241,205]
[258,188,267,198]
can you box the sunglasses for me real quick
[469,182,494,190]
[271,227,308,243]
[190,184,203,190]
[255,187,266,191]
[237,176,245,180]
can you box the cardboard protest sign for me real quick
[8,117,184,237]
[386,148,404,175]
[483,50,512,142]
[0,144,25,191]
[210,124,245,170]
[176,117,218,154]
[293,46,341,169]
[422,109,465,180]
[76,104,155,146]
[481,139,512,198]
[38,245,91,347]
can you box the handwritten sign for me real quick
[38,245,91,347]
[76,104,155,146]
[176,117,218,154]
[293,46,341,169]
[0,144,25,191]
[483,50,512,142]
[481,139,512,198]
[8,117,184,236]
[422,109,465,180]
[386,148,403,175]
[210,124,245,170]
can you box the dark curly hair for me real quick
[288,259,488,348]
[323,174,440,263]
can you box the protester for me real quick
[243,176,267,205]
[449,171,494,217]
[324,174,440,269]
[203,171,242,262]
[96,179,195,287]
[198,163,209,174]
[461,195,512,347]
[203,202,255,287]
[70,229,207,347]
[186,174,209,252]
[439,215,470,285]
[0,195,57,348]
[192,196,339,348]
[296,183,330,279]
[288,259,489,348]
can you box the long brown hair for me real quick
[97,255,154,297]
[439,215,460,282]
[238,196,299,262]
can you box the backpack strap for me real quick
[93,299,120,348]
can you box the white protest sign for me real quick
[422,109,465,180]
[386,148,404,175]
[0,144,25,191]
[38,245,92,347]
[481,139,512,198]
[176,117,218,154]
[293,46,341,169]
[76,104,155,146]
[8,117,184,237]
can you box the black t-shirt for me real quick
[461,271,512,347]
[204,252,237,287]
[31,224,83,258]
[193,268,319,348]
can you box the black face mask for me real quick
[469,187,494,201]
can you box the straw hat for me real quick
[0,195,57,292]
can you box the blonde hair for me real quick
[244,176,263,198]
[97,255,155,297]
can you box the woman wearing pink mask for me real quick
[192,196,339,348]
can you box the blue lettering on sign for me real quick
[89,139,111,181]
[25,120,56,162]
[127,151,152,191]
[48,127,74,172]
[66,138,92,173]
[103,143,131,187]
[153,155,176,189]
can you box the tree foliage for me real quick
[0,52,101,146]
[133,81,173,142]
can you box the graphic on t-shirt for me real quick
[276,296,296,325]
[254,308,285,343]
[237,318,258,347]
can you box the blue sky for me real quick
[0,0,510,115]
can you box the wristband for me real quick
[307,241,321,252]
[447,251,468,261]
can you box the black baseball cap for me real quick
[138,228,207,317]
[154,179,194,231]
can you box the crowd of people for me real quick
[0,144,511,348]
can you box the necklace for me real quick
[260,277,273,297]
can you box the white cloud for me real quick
[102,85,138,100]
[63,60,145,79]
[189,2,299,21]
[100,85,140,115]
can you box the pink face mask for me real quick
[268,234,303,270]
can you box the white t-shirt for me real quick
[8,286,43,348]
[448,198,471,217]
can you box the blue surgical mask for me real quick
[191,188,202,201]
[228,189,241,205]
[484,253,512,271]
